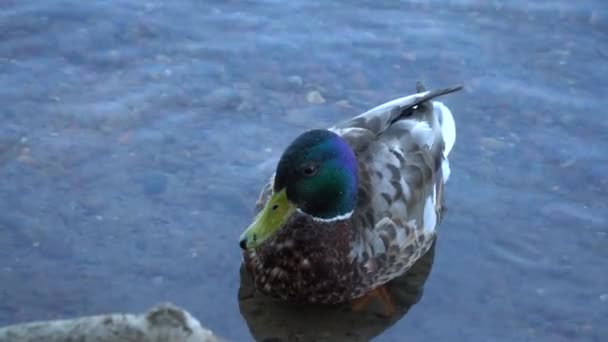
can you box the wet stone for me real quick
[287,75,303,88]
[159,158,183,174]
[141,172,168,196]
[589,11,600,26]
[335,100,352,108]
[237,101,254,112]
[480,137,507,150]
[135,240,147,251]
[258,72,289,90]
[402,52,417,62]
[203,87,242,110]
[152,275,165,286]
[36,235,74,260]
[162,134,177,145]
[80,195,107,216]
[306,90,326,104]
[540,201,605,226]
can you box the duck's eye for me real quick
[272,204,279,210]
[302,163,318,177]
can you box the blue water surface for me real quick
[1,0,607,341]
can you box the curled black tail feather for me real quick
[389,83,463,124]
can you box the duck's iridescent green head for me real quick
[239,129,358,249]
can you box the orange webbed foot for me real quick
[351,286,396,317]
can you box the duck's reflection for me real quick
[237,240,437,342]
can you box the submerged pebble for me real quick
[480,137,507,150]
[589,11,600,26]
[540,202,605,226]
[306,90,326,104]
[80,195,107,215]
[152,275,165,286]
[142,172,168,196]
[287,75,303,88]
[203,87,242,110]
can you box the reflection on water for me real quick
[238,241,436,342]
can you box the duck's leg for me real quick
[351,285,396,316]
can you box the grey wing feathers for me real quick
[343,82,462,286]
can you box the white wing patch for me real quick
[410,121,434,148]
[422,195,437,233]
[434,101,456,184]
[442,158,451,183]
[434,101,456,157]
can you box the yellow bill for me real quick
[239,189,296,249]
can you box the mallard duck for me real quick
[239,81,462,312]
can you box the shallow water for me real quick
[1,0,607,341]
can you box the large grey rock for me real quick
[0,303,222,342]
